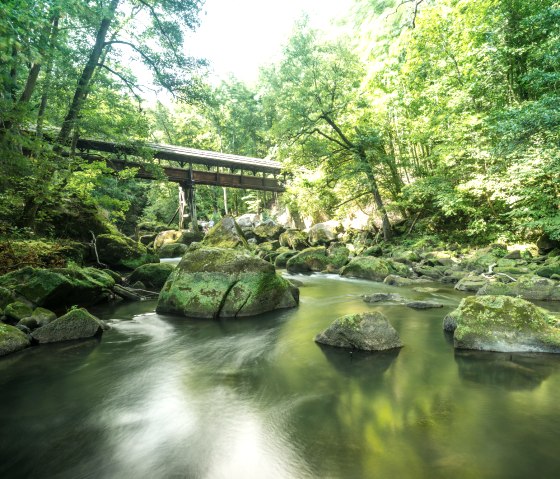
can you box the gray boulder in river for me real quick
[31,308,106,344]
[0,323,30,357]
[315,311,403,351]
[444,295,560,353]
[156,246,299,318]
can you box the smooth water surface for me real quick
[1,273,560,479]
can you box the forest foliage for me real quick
[1,0,558,244]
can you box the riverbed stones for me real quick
[314,311,403,351]
[444,295,560,353]
[128,262,176,290]
[96,234,158,270]
[286,247,330,273]
[477,275,560,301]
[31,308,105,344]
[279,229,309,250]
[156,247,298,318]
[454,274,490,293]
[405,301,443,309]
[158,242,188,258]
[3,301,33,322]
[202,216,249,249]
[362,293,404,303]
[0,266,115,309]
[340,257,409,282]
[0,323,30,357]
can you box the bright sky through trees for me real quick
[186,0,354,84]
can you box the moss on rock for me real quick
[96,234,158,270]
[156,247,298,318]
[314,311,403,351]
[445,295,560,353]
[128,263,176,290]
[279,229,309,250]
[0,266,115,309]
[0,323,30,357]
[4,302,33,322]
[158,242,188,258]
[477,274,560,301]
[340,257,409,282]
[202,216,249,250]
[31,307,105,344]
[286,247,330,273]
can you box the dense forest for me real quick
[1,0,559,248]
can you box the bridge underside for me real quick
[107,158,285,192]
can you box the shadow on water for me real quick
[316,343,400,379]
[454,349,560,391]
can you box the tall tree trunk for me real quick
[37,14,60,137]
[57,0,120,145]
[9,44,18,103]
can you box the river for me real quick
[1,272,560,478]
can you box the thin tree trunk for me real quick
[9,44,18,103]
[37,14,60,137]
[57,0,120,145]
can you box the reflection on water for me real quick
[455,350,558,391]
[1,274,560,479]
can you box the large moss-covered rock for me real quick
[279,229,309,251]
[96,234,158,270]
[315,311,402,351]
[31,308,105,344]
[178,231,204,245]
[444,295,560,353]
[326,243,351,270]
[535,258,560,279]
[252,223,284,243]
[0,266,115,308]
[0,323,30,357]
[156,247,298,318]
[476,275,560,301]
[202,216,248,249]
[128,263,176,290]
[18,307,57,330]
[286,247,330,273]
[4,302,33,322]
[340,257,409,282]
[158,242,188,258]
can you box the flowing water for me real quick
[1,272,560,479]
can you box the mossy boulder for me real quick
[252,223,284,243]
[314,311,403,351]
[340,257,409,282]
[158,242,189,258]
[274,250,299,268]
[444,295,560,353]
[4,301,33,322]
[384,275,431,287]
[460,247,506,273]
[156,247,298,318]
[0,286,14,310]
[0,323,30,357]
[477,274,560,301]
[455,275,490,293]
[535,259,560,279]
[18,307,57,330]
[96,234,158,270]
[326,243,351,270]
[0,266,115,309]
[202,216,249,249]
[178,231,204,245]
[286,247,330,273]
[31,308,105,344]
[128,263,176,290]
[308,221,342,245]
[423,251,456,267]
[279,229,309,251]
[391,249,421,265]
[154,230,182,249]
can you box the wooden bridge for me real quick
[73,136,286,230]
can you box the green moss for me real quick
[129,263,175,290]
[340,256,407,281]
[337,313,363,330]
[96,234,157,270]
[452,295,560,351]
[4,301,33,321]
[0,322,30,357]
[286,247,329,273]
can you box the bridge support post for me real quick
[181,178,198,232]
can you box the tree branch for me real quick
[98,63,143,106]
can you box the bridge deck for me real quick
[77,138,282,175]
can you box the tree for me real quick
[261,24,394,239]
